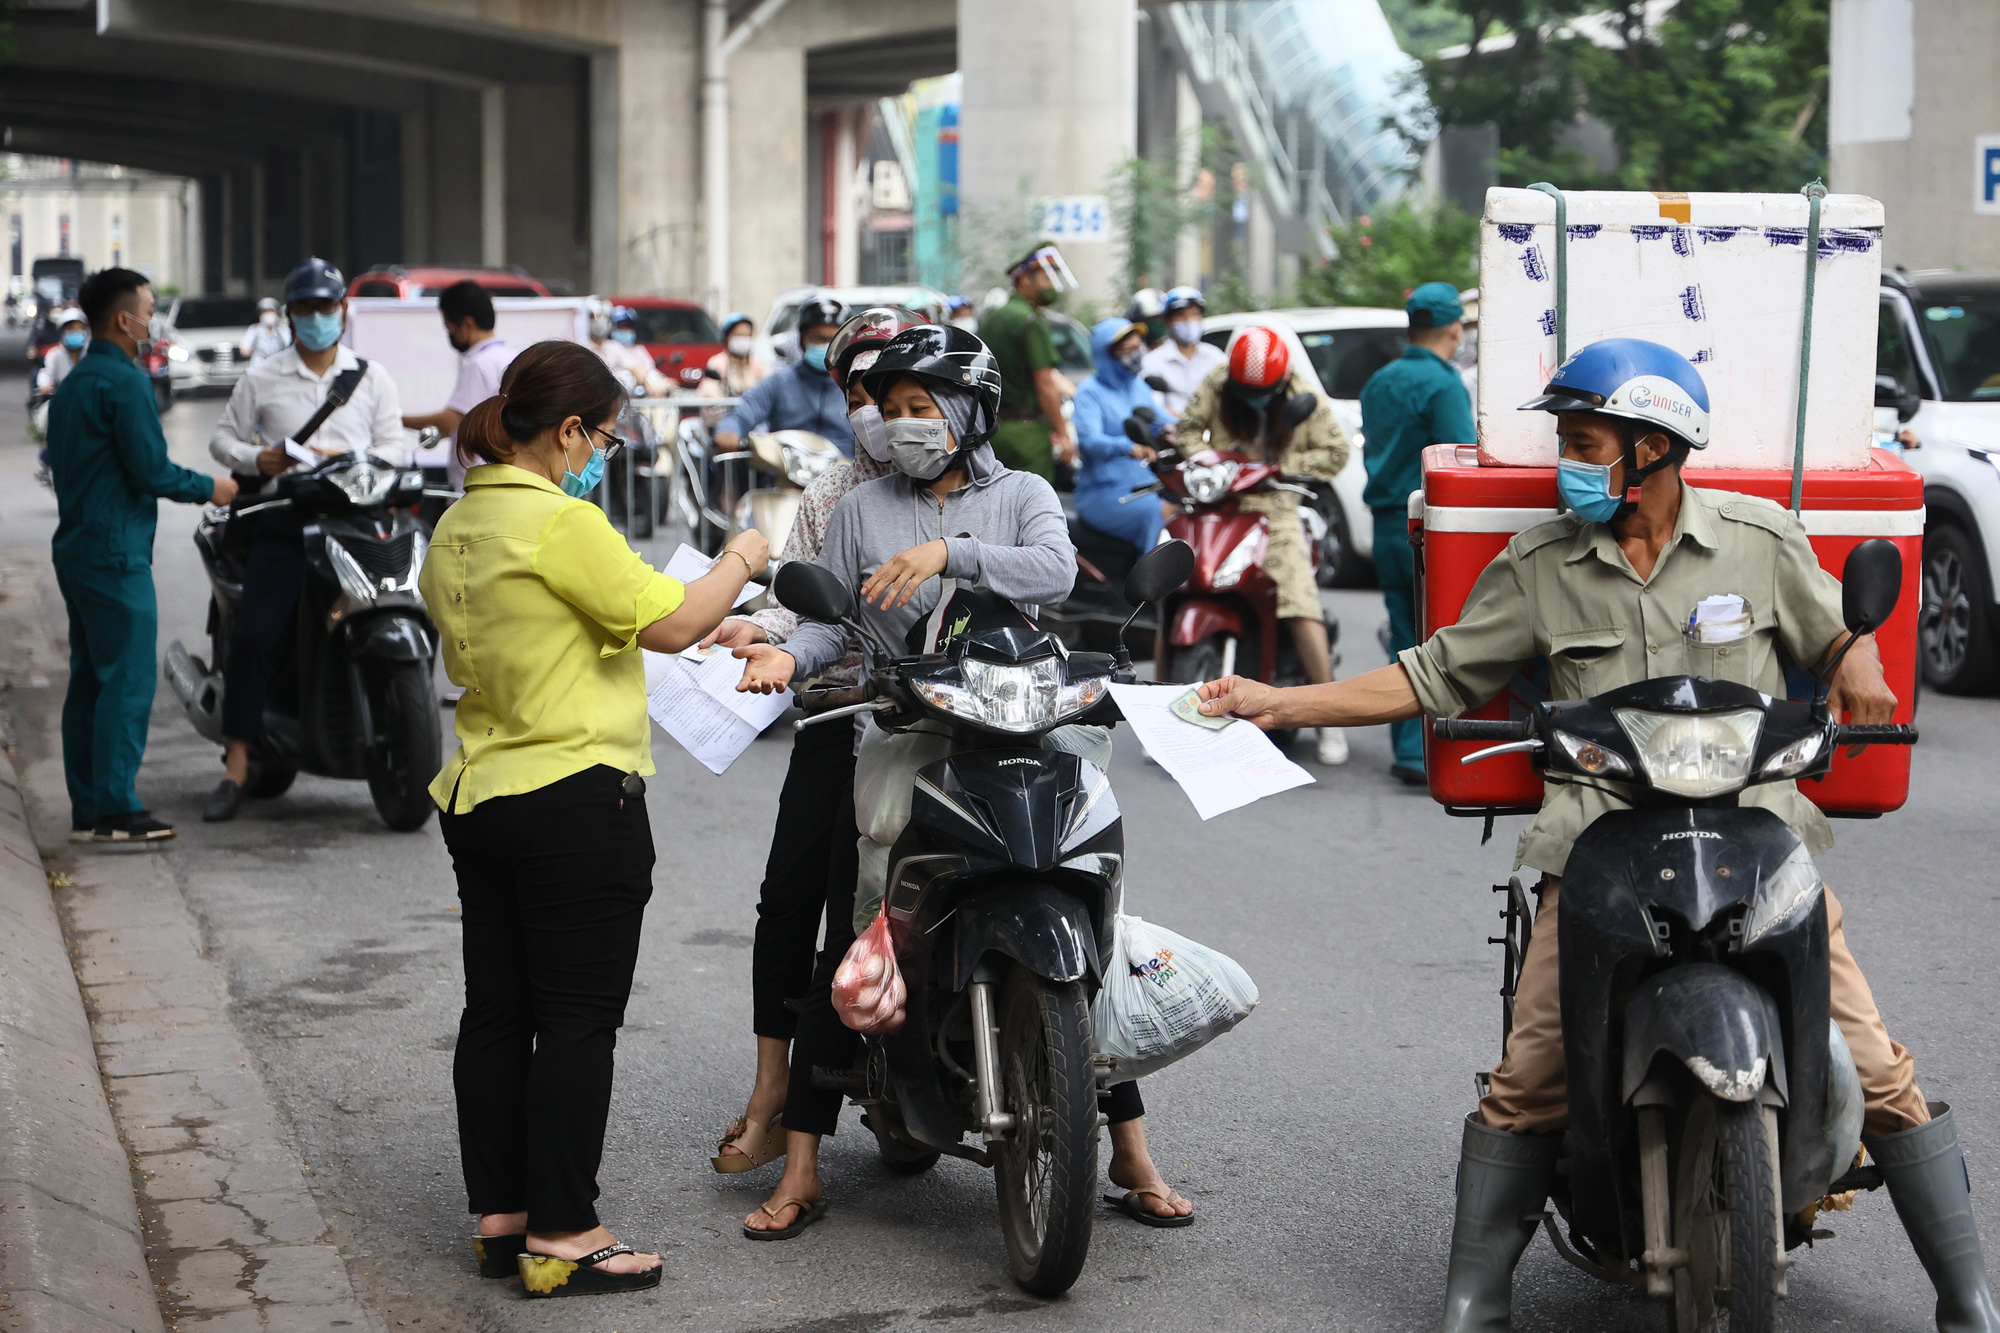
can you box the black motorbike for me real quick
[775,540,1193,1297]
[164,452,443,831]
[1436,539,1916,1330]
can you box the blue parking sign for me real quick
[1978,135,2000,216]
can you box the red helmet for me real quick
[1227,326,1291,390]
[828,306,927,390]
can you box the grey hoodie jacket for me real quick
[782,441,1076,679]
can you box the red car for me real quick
[614,296,723,389]
[347,265,553,299]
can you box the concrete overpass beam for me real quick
[482,84,506,268]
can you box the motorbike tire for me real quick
[993,966,1097,1298]
[1669,1097,1781,1333]
[365,660,441,832]
[1315,489,1370,589]
[633,472,656,539]
[243,762,297,800]
[1920,522,2000,695]
[154,378,173,415]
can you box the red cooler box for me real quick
[1411,444,1922,817]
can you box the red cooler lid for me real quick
[1422,446,1920,510]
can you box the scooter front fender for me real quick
[1169,599,1243,648]
[952,882,1101,990]
[1621,962,1788,1106]
[344,608,436,662]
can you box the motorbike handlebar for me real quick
[1832,723,1918,745]
[1432,718,1534,741]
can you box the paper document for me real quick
[643,647,793,775]
[1109,682,1314,820]
[662,543,764,608]
[282,437,318,466]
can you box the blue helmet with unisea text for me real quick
[1519,337,1710,449]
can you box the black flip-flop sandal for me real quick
[518,1243,663,1298]
[1104,1187,1195,1228]
[742,1196,827,1241]
[472,1232,526,1278]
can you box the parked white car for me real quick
[160,296,267,393]
[1878,271,2000,692]
[1199,307,1410,586]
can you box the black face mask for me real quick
[448,331,471,353]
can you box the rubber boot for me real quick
[1439,1113,1561,1333]
[1868,1103,2000,1333]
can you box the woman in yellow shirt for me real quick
[420,340,768,1299]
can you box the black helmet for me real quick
[283,256,346,305]
[827,306,926,390]
[793,294,847,336]
[858,325,1003,444]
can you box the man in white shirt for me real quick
[240,297,291,363]
[1140,286,1227,420]
[402,280,515,490]
[204,258,406,822]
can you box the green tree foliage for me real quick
[1377,0,1477,59]
[1417,0,1829,192]
[1294,200,1479,309]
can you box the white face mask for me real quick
[950,316,980,333]
[849,404,891,462]
[1170,317,1202,346]
[727,335,753,358]
[259,310,278,327]
[883,416,955,480]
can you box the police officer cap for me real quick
[283,257,346,305]
[1405,282,1464,329]
[857,325,1003,438]
[1519,337,1711,449]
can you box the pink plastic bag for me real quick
[833,907,907,1033]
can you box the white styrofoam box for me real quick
[1477,189,1885,469]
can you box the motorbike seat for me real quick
[1069,516,1141,587]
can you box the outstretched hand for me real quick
[1195,675,1284,730]
[702,618,767,650]
[734,643,797,695]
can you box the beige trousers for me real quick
[1478,879,1929,1137]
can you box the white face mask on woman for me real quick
[849,404,892,463]
[727,335,753,358]
[884,416,955,480]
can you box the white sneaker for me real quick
[1314,726,1350,767]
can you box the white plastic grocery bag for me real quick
[1091,913,1259,1080]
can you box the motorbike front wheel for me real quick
[1669,1097,1780,1332]
[994,966,1097,1297]
[365,660,441,832]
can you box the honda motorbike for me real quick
[774,540,1194,1297]
[1436,539,1915,1330]
[737,429,842,556]
[164,451,443,831]
[1046,408,1169,660]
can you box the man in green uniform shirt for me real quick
[48,268,238,842]
[978,244,1077,481]
[1358,281,1476,783]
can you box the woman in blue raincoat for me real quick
[1071,317,1168,554]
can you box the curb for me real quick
[0,748,164,1333]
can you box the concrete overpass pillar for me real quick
[957,0,1135,304]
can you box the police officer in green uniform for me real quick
[1358,282,1476,784]
[978,244,1077,482]
[1200,338,2000,1333]
[48,268,238,842]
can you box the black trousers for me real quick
[221,516,305,744]
[752,723,858,1039]
[439,765,655,1231]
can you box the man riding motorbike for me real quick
[1196,338,1999,1332]
[715,296,852,457]
[203,257,406,822]
[1177,327,1350,766]
[1141,286,1225,419]
[729,324,1195,1236]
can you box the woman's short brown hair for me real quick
[455,339,626,468]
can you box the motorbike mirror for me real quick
[1144,375,1171,395]
[1280,392,1318,430]
[1123,417,1151,447]
[1124,539,1194,608]
[1841,538,1902,635]
[1874,374,1922,425]
[1132,405,1157,425]
[700,366,723,381]
[774,560,854,624]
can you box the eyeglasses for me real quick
[584,424,624,460]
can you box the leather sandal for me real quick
[711,1113,786,1173]
[1104,1185,1195,1228]
[518,1243,662,1298]
[471,1231,526,1278]
[742,1195,827,1242]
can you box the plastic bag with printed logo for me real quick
[1090,912,1258,1080]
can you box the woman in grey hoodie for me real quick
[734,326,1196,1240]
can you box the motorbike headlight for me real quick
[1759,729,1825,779]
[1211,527,1267,591]
[324,536,378,605]
[1613,707,1763,797]
[1743,842,1822,946]
[781,441,839,488]
[1183,460,1240,504]
[332,461,397,507]
[1553,728,1632,777]
[914,657,1062,734]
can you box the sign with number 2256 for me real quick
[1039,196,1109,242]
